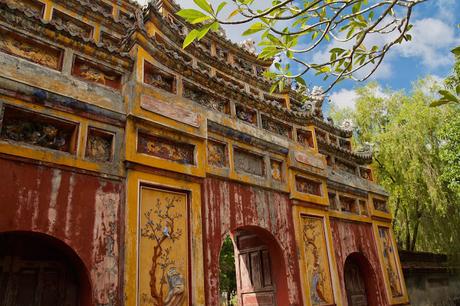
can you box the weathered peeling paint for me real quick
[0,158,123,306]
[202,177,302,306]
[330,218,388,306]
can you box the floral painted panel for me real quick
[301,216,334,306]
[139,187,189,306]
[378,227,403,298]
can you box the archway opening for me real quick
[219,235,237,305]
[219,226,288,306]
[0,231,91,306]
[344,252,379,306]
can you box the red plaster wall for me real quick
[330,218,388,306]
[0,158,124,306]
[202,178,302,306]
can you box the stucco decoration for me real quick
[0,29,62,70]
[301,216,334,305]
[139,187,188,306]
[378,227,403,298]
[138,133,195,165]
[238,39,256,54]
[207,141,226,168]
[261,115,292,138]
[296,176,322,196]
[271,160,282,181]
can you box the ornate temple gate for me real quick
[0,0,411,305]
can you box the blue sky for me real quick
[139,0,460,110]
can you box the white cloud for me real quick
[329,89,359,110]
[393,17,459,69]
[329,85,388,110]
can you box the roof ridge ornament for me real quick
[238,39,256,54]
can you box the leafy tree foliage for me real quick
[177,0,426,94]
[432,46,460,106]
[219,236,237,305]
[331,80,460,253]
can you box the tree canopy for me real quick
[178,0,426,94]
[330,80,460,254]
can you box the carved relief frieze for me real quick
[270,159,282,181]
[373,199,388,213]
[264,94,286,107]
[261,115,292,139]
[315,129,327,144]
[53,10,93,39]
[297,129,314,148]
[85,128,113,162]
[0,106,77,153]
[137,133,195,165]
[4,0,45,17]
[139,187,189,306]
[339,138,352,150]
[183,82,229,114]
[296,176,322,196]
[215,46,227,61]
[216,72,245,92]
[378,227,403,298]
[0,28,63,70]
[72,57,121,89]
[360,167,373,181]
[207,140,227,168]
[100,32,121,50]
[335,159,356,175]
[235,57,253,73]
[235,104,257,125]
[234,148,265,177]
[301,216,334,305]
[144,61,176,93]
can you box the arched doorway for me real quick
[219,235,237,306]
[344,253,378,306]
[222,226,288,306]
[0,231,90,306]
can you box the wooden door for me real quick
[344,259,368,306]
[0,236,79,306]
[235,231,276,306]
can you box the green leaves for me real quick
[177,0,222,49]
[452,46,460,56]
[176,9,211,24]
[182,21,219,48]
[194,0,214,14]
[242,22,268,36]
[431,89,460,107]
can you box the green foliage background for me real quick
[330,75,460,254]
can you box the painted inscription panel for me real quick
[377,227,403,298]
[301,216,334,305]
[139,187,189,306]
[234,148,265,177]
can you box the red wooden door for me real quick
[235,231,276,306]
[344,259,368,306]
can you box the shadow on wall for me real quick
[400,250,460,306]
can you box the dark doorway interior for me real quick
[0,232,82,306]
[344,255,369,306]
